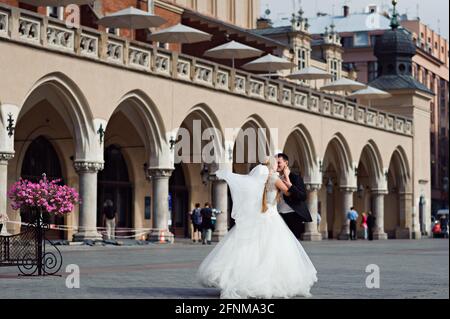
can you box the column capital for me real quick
[148,168,174,179]
[340,186,357,193]
[305,183,321,191]
[371,189,388,195]
[74,161,104,173]
[0,152,15,163]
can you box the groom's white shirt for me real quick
[277,197,295,214]
[277,174,295,214]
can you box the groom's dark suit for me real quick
[280,173,312,238]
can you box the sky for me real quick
[260,0,449,39]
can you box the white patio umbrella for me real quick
[348,86,391,107]
[98,7,166,31]
[287,66,332,80]
[204,40,263,69]
[21,0,94,6]
[287,66,332,89]
[320,78,367,93]
[242,54,295,78]
[149,23,212,44]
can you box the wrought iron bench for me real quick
[0,221,63,276]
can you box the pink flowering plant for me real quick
[8,174,80,216]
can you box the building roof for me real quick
[370,75,434,95]
[182,9,286,50]
[266,12,392,34]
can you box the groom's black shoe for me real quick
[207,241,212,245]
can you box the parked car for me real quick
[435,209,449,239]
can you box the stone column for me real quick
[147,169,174,244]
[73,161,103,241]
[211,177,228,242]
[301,184,322,241]
[395,192,413,239]
[338,187,355,240]
[372,191,388,240]
[0,152,14,234]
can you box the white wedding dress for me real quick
[196,165,318,299]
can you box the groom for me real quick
[276,153,312,238]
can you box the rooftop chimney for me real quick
[343,5,350,17]
[256,17,272,29]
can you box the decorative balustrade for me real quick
[323,99,331,115]
[216,70,229,90]
[294,92,308,109]
[0,10,8,37]
[194,63,213,85]
[267,84,278,102]
[18,16,40,43]
[333,102,346,118]
[282,88,292,105]
[367,111,377,126]
[129,46,151,69]
[234,75,246,94]
[176,58,191,80]
[249,79,264,98]
[155,53,171,75]
[47,24,74,51]
[106,40,124,64]
[0,3,415,137]
[309,96,320,112]
[80,32,98,58]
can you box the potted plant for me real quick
[7,174,80,275]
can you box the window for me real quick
[370,35,381,47]
[297,48,307,70]
[47,6,62,19]
[354,32,369,47]
[330,59,339,80]
[107,28,120,36]
[368,61,378,81]
[341,37,353,48]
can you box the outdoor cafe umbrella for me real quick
[320,78,367,93]
[149,23,212,44]
[287,66,333,89]
[98,7,167,38]
[348,86,391,107]
[242,54,295,78]
[204,40,263,69]
[21,0,95,6]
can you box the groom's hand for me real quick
[283,167,291,179]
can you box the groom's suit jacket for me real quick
[283,173,313,223]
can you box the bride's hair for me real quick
[261,156,281,213]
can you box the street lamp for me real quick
[326,178,333,194]
[200,164,209,186]
[357,184,364,198]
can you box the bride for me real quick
[196,156,318,299]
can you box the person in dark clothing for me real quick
[191,203,202,243]
[439,215,448,239]
[276,153,312,238]
[367,211,376,241]
[201,203,214,245]
[102,199,116,240]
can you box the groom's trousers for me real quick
[280,213,304,239]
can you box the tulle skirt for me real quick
[196,207,318,299]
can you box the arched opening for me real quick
[97,145,133,237]
[173,105,224,237]
[321,134,353,239]
[282,126,317,239]
[169,163,189,238]
[386,147,412,239]
[20,136,65,240]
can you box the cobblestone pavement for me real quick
[0,239,448,299]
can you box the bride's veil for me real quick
[216,164,269,223]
